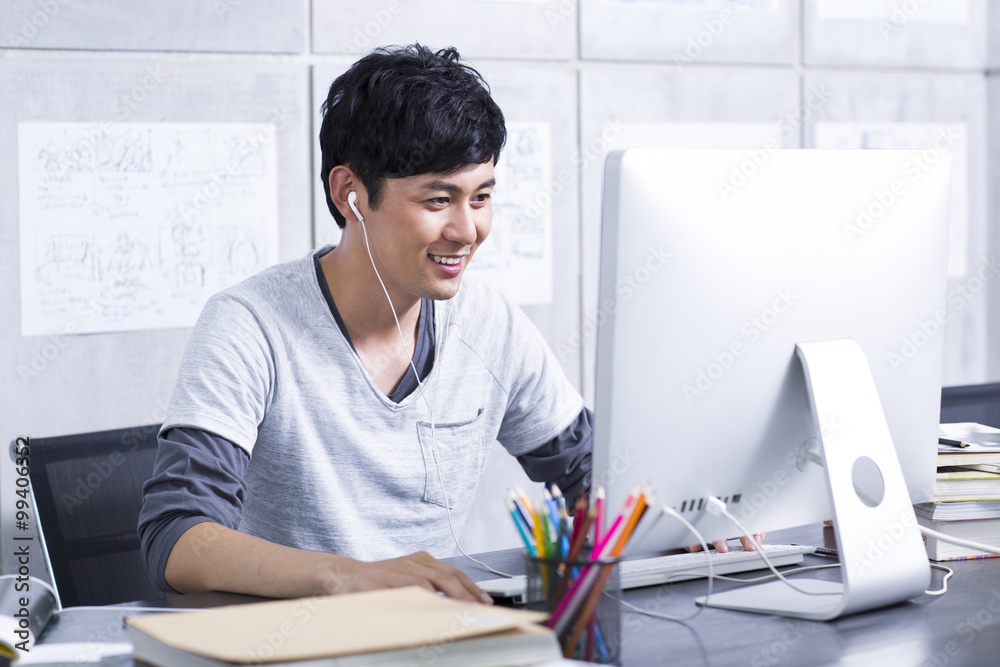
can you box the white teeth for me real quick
[431,255,461,265]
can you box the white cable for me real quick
[696,563,841,585]
[918,525,1000,557]
[926,563,953,597]
[416,268,511,579]
[425,335,512,578]
[616,506,712,622]
[358,218,418,372]
[358,217,511,580]
[694,531,951,598]
[623,499,953,617]
[707,497,840,597]
[699,512,956,598]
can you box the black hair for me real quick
[319,44,507,228]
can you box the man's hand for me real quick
[334,551,493,604]
[685,532,766,553]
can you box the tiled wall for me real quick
[1,0,994,554]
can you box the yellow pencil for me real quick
[533,506,547,558]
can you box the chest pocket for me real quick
[416,407,487,509]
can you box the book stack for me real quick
[916,422,1000,561]
[126,587,559,667]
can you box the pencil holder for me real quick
[526,555,622,664]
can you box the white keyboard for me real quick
[478,544,816,604]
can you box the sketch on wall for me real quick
[466,122,554,305]
[18,122,280,336]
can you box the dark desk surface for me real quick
[448,524,1000,667]
[35,524,1000,667]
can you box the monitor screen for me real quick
[593,148,952,557]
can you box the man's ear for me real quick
[328,165,364,223]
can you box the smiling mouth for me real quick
[430,255,463,265]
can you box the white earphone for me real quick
[347,190,364,224]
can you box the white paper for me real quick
[939,422,1000,445]
[610,121,783,151]
[816,0,969,26]
[814,122,968,277]
[18,122,280,336]
[467,122,553,305]
[604,0,778,10]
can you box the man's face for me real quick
[361,161,495,302]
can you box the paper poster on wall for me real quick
[609,121,784,152]
[466,122,553,305]
[813,122,968,277]
[604,0,778,10]
[815,0,969,25]
[18,121,280,336]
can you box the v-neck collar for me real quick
[312,248,436,405]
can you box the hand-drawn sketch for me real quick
[34,234,96,286]
[18,122,280,336]
[467,121,553,305]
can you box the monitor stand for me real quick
[696,339,930,620]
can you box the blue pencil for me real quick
[507,499,538,557]
[550,485,571,558]
[543,488,561,538]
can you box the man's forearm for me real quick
[164,521,350,598]
[164,521,492,603]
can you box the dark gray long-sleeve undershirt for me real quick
[138,255,592,593]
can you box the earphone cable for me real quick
[357,212,512,579]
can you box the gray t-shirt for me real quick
[160,248,584,561]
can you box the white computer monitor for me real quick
[593,148,952,619]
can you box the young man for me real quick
[138,45,592,604]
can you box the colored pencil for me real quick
[570,495,587,547]
[551,483,567,516]
[568,506,595,561]
[550,487,639,633]
[594,485,605,546]
[513,483,535,517]
[507,499,537,557]
[564,487,652,654]
[532,504,547,559]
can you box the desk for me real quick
[449,524,1000,667]
[32,525,1000,666]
